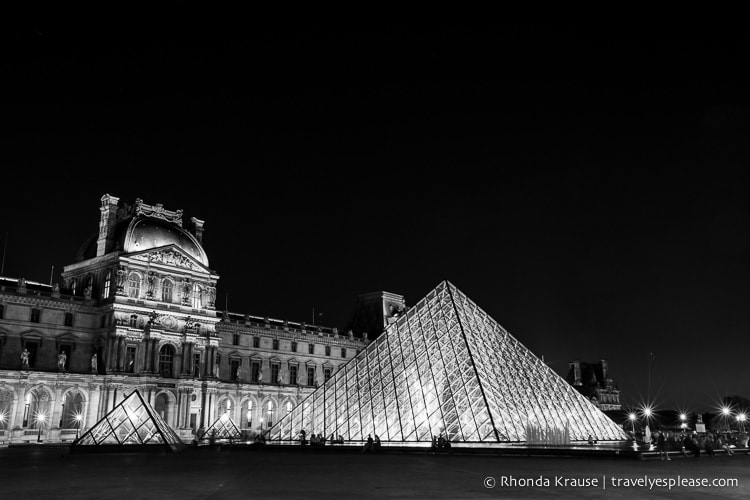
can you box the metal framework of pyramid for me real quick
[269,281,628,444]
[200,414,241,442]
[73,390,183,446]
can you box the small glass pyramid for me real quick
[269,281,628,444]
[73,389,183,446]
[200,413,242,442]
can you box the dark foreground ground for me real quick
[0,444,747,499]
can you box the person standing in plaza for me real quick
[657,431,671,461]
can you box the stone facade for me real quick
[0,194,369,445]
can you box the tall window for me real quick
[159,344,175,377]
[251,361,260,382]
[271,364,280,384]
[60,391,84,429]
[161,279,173,303]
[128,273,141,298]
[64,312,73,327]
[265,401,274,428]
[232,334,240,346]
[230,358,240,381]
[307,366,315,386]
[126,346,136,372]
[103,271,111,299]
[291,341,297,353]
[325,345,331,356]
[193,352,201,377]
[30,308,41,323]
[324,367,332,382]
[341,347,346,358]
[129,315,138,328]
[286,401,293,414]
[308,343,314,354]
[272,339,279,350]
[253,337,260,348]
[192,283,202,309]
[289,365,298,385]
[71,279,77,296]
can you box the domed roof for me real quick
[121,216,209,267]
[73,215,209,267]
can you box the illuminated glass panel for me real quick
[269,281,628,444]
[73,390,182,446]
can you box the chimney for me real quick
[569,360,582,385]
[190,217,205,243]
[600,359,608,380]
[96,194,120,257]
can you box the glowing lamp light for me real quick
[721,407,731,416]
[36,413,46,423]
[74,414,84,423]
[628,413,636,421]
[0,413,6,423]
[737,414,746,422]
[642,407,652,418]
[679,413,687,421]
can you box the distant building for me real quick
[566,359,621,410]
[0,194,371,445]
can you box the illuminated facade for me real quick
[0,194,366,445]
[270,281,628,444]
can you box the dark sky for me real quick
[1,23,748,414]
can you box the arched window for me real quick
[103,271,111,299]
[245,400,253,428]
[129,315,138,328]
[0,389,12,429]
[159,344,175,377]
[24,388,51,429]
[60,391,84,429]
[161,279,173,303]
[286,401,292,414]
[192,283,202,309]
[128,273,141,298]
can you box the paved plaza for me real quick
[0,444,747,499]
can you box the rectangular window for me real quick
[289,365,298,385]
[232,334,240,346]
[308,343,314,354]
[30,308,41,323]
[230,358,240,381]
[253,337,260,348]
[324,367,332,382]
[64,312,73,327]
[272,339,279,350]
[25,341,39,369]
[0,304,4,319]
[325,345,331,356]
[193,353,201,377]
[291,341,297,353]
[307,366,315,386]
[271,364,280,384]
[341,347,346,358]
[251,361,260,382]
[126,346,136,373]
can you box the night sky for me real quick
[2,23,748,414]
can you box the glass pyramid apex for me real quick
[201,413,242,442]
[73,389,183,447]
[269,280,628,444]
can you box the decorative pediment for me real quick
[130,246,205,271]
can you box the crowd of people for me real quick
[649,430,748,459]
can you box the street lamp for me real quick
[721,406,731,432]
[628,412,636,434]
[737,413,746,434]
[74,414,83,439]
[36,413,46,442]
[679,413,687,430]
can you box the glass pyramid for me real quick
[269,281,628,444]
[73,390,183,446]
[201,413,242,442]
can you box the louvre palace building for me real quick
[0,194,628,447]
[0,194,378,445]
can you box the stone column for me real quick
[13,387,28,428]
[152,340,160,374]
[86,384,102,428]
[184,388,193,429]
[50,386,64,429]
[173,344,183,379]
[143,339,151,373]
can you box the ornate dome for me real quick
[121,216,209,267]
[74,215,209,267]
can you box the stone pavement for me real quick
[0,444,747,499]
